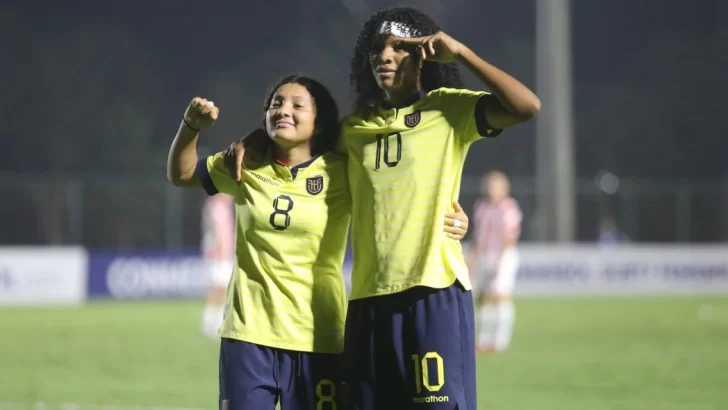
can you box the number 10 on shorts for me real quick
[411,352,445,394]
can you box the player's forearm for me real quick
[456,47,541,119]
[167,121,201,187]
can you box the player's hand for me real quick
[184,97,219,130]
[444,200,469,240]
[223,128,270,182]
[394,31,465,63]
[223,140,245,183]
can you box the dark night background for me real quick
[1,0,726,248]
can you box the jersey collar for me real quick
[275,156,319,180]
[380,89,427,110]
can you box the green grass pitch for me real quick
[1,297,726,410]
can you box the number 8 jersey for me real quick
[196,152,351,354]
[341,88,502,300]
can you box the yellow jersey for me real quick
[340,88,501,300]
[196,151,351,353]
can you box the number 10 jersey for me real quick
[341,87,502,300]
[197,151,351,354]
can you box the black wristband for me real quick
[183,117,200,132]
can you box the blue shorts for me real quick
[219,338,341,410]
[343,282,476,410]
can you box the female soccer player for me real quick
[166,74,470,410]
[340,7,541,410]
[471,171,523,355]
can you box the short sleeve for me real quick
[195,152,238,196]
[434,88,503,144]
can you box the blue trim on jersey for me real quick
[475,94,503,138]
[290,156,319,180]
[196,158,219,196]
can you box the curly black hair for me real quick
[350,7,464,111]
[245,74,340,164]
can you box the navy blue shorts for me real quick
[343,282,476,410]
[219,338,341,410]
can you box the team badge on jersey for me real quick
[306,175,324,195]
[404,111,421,128]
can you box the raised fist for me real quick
[184,97,220,130]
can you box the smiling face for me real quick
[265,82,317,149]
[369,34,421,96]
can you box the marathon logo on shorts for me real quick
[404,111,421,128]
[306,175,324,195]
[412,395,450,404]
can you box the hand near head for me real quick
[394,31,465,64]
[184,97,220,130]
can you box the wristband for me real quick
[183,117,200,131]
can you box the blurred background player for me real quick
[471,170,522,354]
[200,193,235,338]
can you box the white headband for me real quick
[379,21,421,38]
